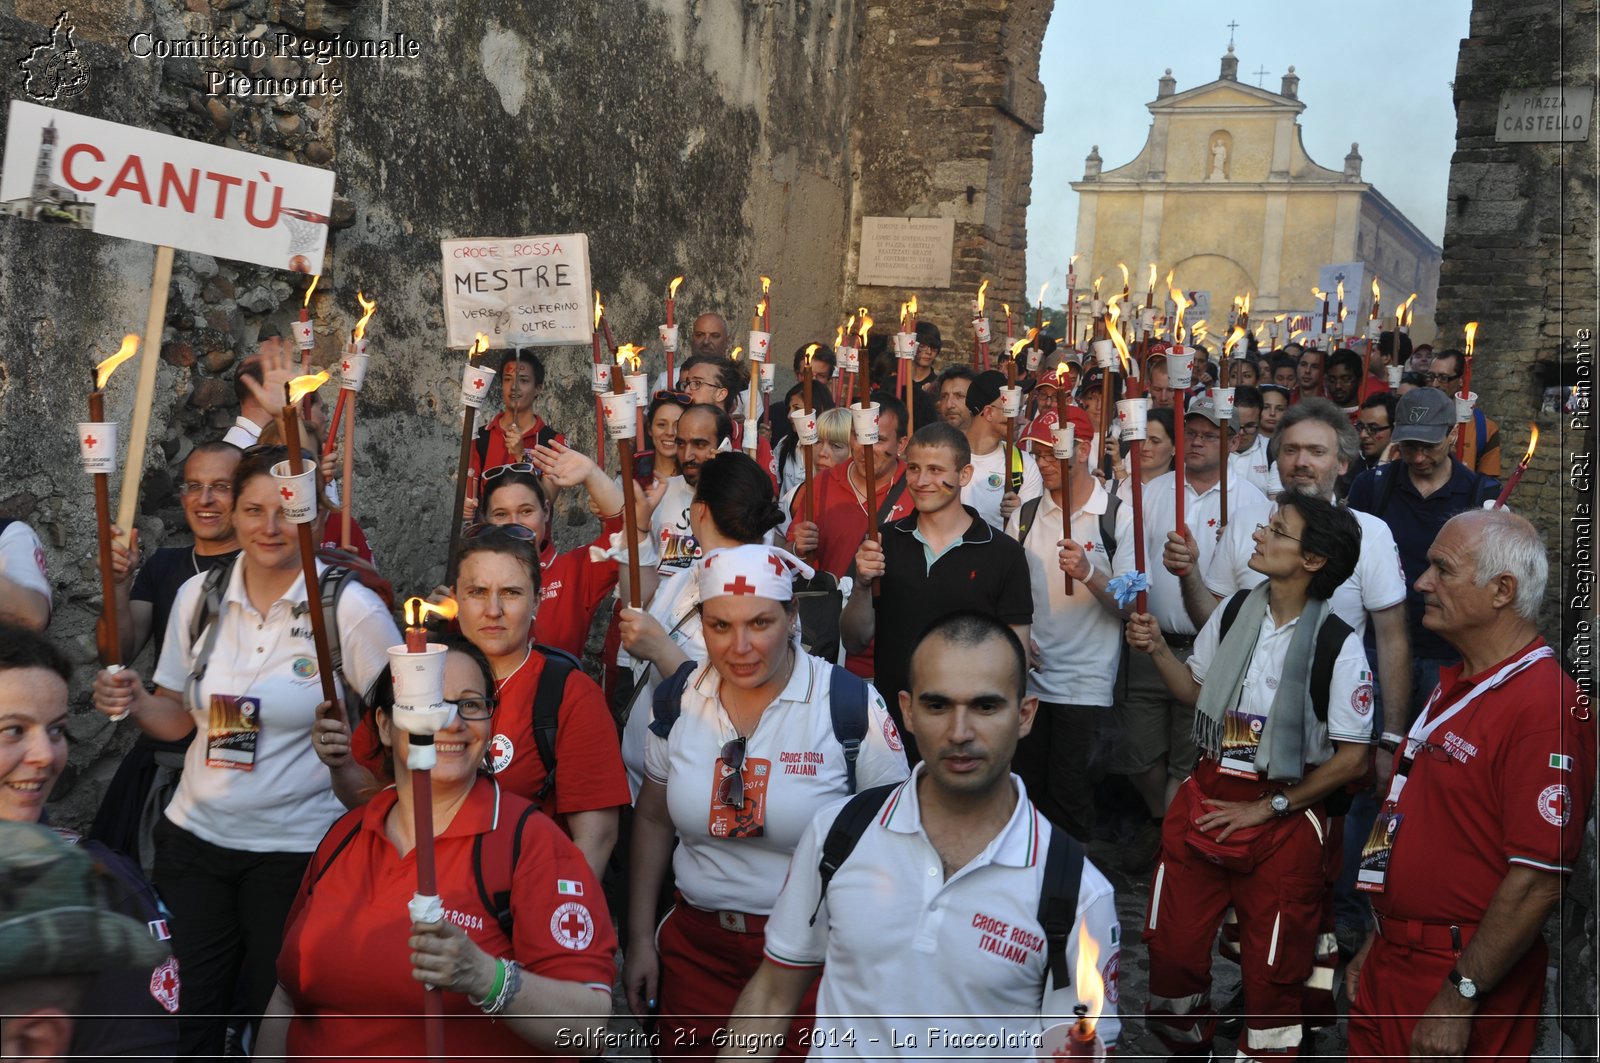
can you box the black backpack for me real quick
[1217,590,1359,816]
[809,784,1086,992]
[650,659,871,792]
[1015,492,1121,560]
[524,643,581,806]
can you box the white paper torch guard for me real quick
[78,422,117,475]
[292,319,315,350]
[1167,345,1195,389]
[658,324,679,354]
[1117,397,1151,440]
[460,365,497,409]
[851,402,880,444]
[838,346,860,373]
[601,392,636,439]
[339,351,370,392]
[893,332,916,360]
[747,330,772,364]
[789,408,819,445]
[268,460,318,524]
[1455,391,1478,422]
[1052,424,1076,460]
[1091,339,1116,370]
[973,317,991,343]
[589,363,612,394]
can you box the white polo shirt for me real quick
[152,559,399,852]
[1204,505,1407,640]
[1140,472,1270,636]
[0,521,50,619]
[643,651,908,914]
[963,444,1044,531]
[1187,603,1374,768]
[763,769,1122,1055]
[1006,481,1135,706]
[1232,434,1274,496]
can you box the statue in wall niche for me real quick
[1207,137,1228,182]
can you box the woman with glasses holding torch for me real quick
[259,637,616,1061]
[620,512,910,1055]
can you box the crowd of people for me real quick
[0,308,1589,1063]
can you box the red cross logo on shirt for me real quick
[550,901,595,950]
[280,486,295,501]
[149,957,180,1013]
[560,911,586,937]
[1207,517,1218,528]
[723,575,759,595]
[83,434,97,448]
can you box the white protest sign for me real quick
[440,234,591,349]
[0,100,334,272]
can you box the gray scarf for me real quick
[1193,584,1330,782]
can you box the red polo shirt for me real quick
[469,415,564,480]
[532,518,622,658]
[490,650,631,817]
[278,777,614,1063]
[1376,639,1594,925]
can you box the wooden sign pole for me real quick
[115,245,174,536]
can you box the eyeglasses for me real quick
[1184,429,1222,444]
[463,522,539,541]
[652,390,693,406]
[717,736,748,808]
[1355,421,1391,436]
[1423,372,1460,385]
[1400,741,1454,768]
[179,480,235,496]
[1255,521,1302,543]
[682,378,719,393]
[445,695,497,721]
[482,462,541,481]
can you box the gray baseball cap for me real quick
[0,822,171,981]
[1185,391,1223,427]
[1391,387,1456,445]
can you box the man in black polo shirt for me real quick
[1346,387,1500,720]
[842,421,1033,763]
[92,441,243,874]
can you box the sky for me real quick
[1026,0,1472,294]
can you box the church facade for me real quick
[1070,48,1442,345]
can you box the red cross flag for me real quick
[697,543,815,604]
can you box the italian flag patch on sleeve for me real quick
[557,879,585,896]
[1550,754,1573,771]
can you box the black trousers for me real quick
[1010,700,1116,842]
[153,817,310,1060]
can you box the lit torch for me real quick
[800,343,820,543]
[1313,286,1329,338]
[1493,425,1540,509]
[1065,921,1109,1058]
[330,291,377,549]
[1457,322,1479,461]
[974,278,991,371]
[609,345,647,607]
[1168,284,1193,537]
[855,312,882,587]
[591,291,609,464]
[278,371,338,712]
[86,335,139,670]
[664,274,685,386]
[447,334,491,584]
[295,273,320,366]
[1361,279,1380,402]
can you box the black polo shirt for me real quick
[871,505,1034,727]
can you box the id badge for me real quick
[708,757,770,839]
[206,695,261,771]
[1218,710,1267,779]
[1355,806,1403,893]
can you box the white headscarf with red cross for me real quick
[697,544,815,603]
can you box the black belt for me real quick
[1162,631,1196,651]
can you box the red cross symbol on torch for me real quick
[341,360,351,373]
[280,486,295,502]
[472,377,486,389]
[83,434,97,448]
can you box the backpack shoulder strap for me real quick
[528,644,580,804]
[1474,407,1487,455]
[1009,447,1025,493]
[826,665,870,794]
[1015,495,1043,544]
[1218,589,1251,640]
[1373,459,1403,519]
[875,475,908,524]
[308,815,364,893]
[473,798,540,941]
[1308,611,1355,723]
[185,555,239,698]
[809,783,899,926]
[1099,492,1121,560]
[647,660,699,739]
[1037,822,1086,992]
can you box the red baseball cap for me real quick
[1020,405,1092,448]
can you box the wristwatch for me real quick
[1448,968,1479,1001]
[1378,731,1405,754]
[1269,792,1292,817]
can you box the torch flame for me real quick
[976,278,989,314]
[1520,423,1540,466]
[1009,331,1035,360]
[404,596,459,626]
[616,343,646,372]
[804,342,819,367]
[1054,361,1069,386]
[1464,321,1478,357]
[1312,287,1326,302]
[95,334,140,389]
[835,326,845,346]
[593,290,605,331]
[730,346,743,362]
[1225,325,1247,358]
[1148,263,1158,291]
[1242,292,1251,315]
[1336,280,1346,305]
[1075,920,1105,1032]
[756,298,768,322]
[1093,276,1103,298]
[668,275,684,299]
[1116,263,1129,293]
[471,332,490,356]
[1037,281,1050,306]
[845,313,856,333]
[1371,278,1381,303]
[1402,292,1419,314]
[908,294,918,317]
[760,275,771,296]
[1274,313,1287,323]
[1170,286,1192,338]
[353,290,378,341]
[303,273,319,309]
[1070,252,1081,266]
[287,371,330,405]
[858,314,872,344]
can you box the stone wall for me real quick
[1436,0,1597,1053]
[2,0,888,824]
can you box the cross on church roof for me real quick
[1253,64,1270,87]
[1226,19,1240,48]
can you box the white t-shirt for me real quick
[650,475,699,575]
[1187,602,1374,768]
[1232,435,1275,496]
[962,444,1043,531]
[1204,505,1407,640]
[643,652,908,913]
[1140,472,1271,636]
[0,521,50,620]
[762,769,1122,1055]
[1006,481,1135,706]
[620,561,707,799]
[152,559,400,852]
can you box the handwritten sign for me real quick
[857,216,955,289]
[0,100,333,271]
[440,234,591,349]
[1497,87,1592,143]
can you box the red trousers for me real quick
[1144,764,1328,1060]
[1347,931,1545,1061]
[656,898,818,1059]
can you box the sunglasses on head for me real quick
[463,522,539,542]
[717,737,748,808]
[653,390,693,406]
[482,462,542,481]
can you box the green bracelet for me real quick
[469,958,506,1008]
